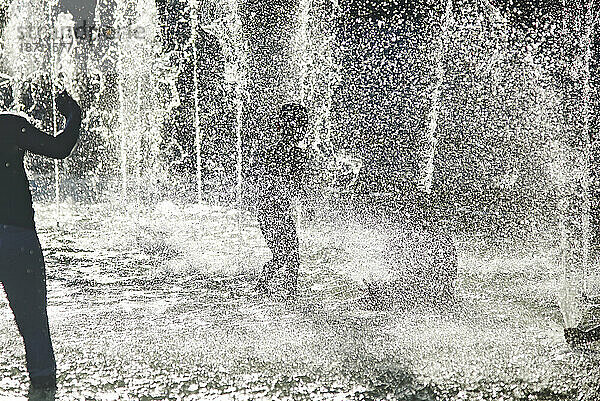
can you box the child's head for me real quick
[277,103,308,143]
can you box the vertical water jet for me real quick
[419,0,452,195]
[556,0,596,328]
[118,47,127,199]
[581,0,594,296]
[48,0,61,220]
[203,0,248,261]
[190,0,203,202]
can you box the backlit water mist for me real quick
[0,0,599,399]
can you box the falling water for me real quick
[233,5,246,263]
[190,0,203,202]
[290,0,311,230]
[101,0,171,200]
[203,0,248,262]
[580,0,594,296]
[48,0,60,221]
[321,7,338,153]
[420,0,453,194]
[227,0,246,249]
[202,1,247,197]
[134,78,142,197]
[293,0,312,105]
[291,0,339,151]
[117,6,128,200]
[554,0,596,328]
[230,1,246,213]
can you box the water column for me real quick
[419,0,452,194]
[290,0,311,230]
[105,0,170,202]
[289,0,342,219]
[581,0,594,296]
[115,0,133,200]
[321,3,338,154]
[556,0,595,328]
[221,0,246,216]
[291,0,338,149]
[231,0,246,242]
[227,0,246,265]
[190,0,203,202]
[117,31,127,199]
[203,0,247,261]
[293,0,311,105]
[134,78,141,194]
[48,0,61,219]
[114,0,144,200]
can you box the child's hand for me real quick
[56,91,81,117]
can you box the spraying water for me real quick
[419,0,452,195]
[203,0,248,261]
[293,0,312,105]
[48,0,61,223]
[555,0,596,329]
[1,1,600,398]
[190,0,203,202]
[580,0,594,297]
[290,0,339,151]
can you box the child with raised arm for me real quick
[0,91,81,391]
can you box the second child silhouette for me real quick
[250,104,309,297]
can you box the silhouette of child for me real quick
[0,90,81,391]
[251,104,309,297]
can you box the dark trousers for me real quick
[0,224,56,379]
[256,203,300,276]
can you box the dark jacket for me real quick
[0,112,81,229]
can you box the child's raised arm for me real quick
[14,91,81,159]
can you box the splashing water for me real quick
[0,0,600,399]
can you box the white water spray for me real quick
[555,0,596,328]
[190,0,203,202]
[420,0,452,194]
[116,5,128,200]
[291,0,339,151]
[203,0,248,263]
[580,0,594,297]
[48,0,61,222]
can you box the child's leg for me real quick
[276,211,300,294]
[0,226,56,382]
[257,209,279,257]
[255,205,299,294]
[256,210,281,291]
[255,259,278,292]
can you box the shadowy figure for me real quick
[0,91,81,391]
[250,104,309,297]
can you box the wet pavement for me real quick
[0,201,598,400]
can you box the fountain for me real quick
[189,0,201,202]
[48,0,60,221]
[419,0,452,195]
[0,0,599,399]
